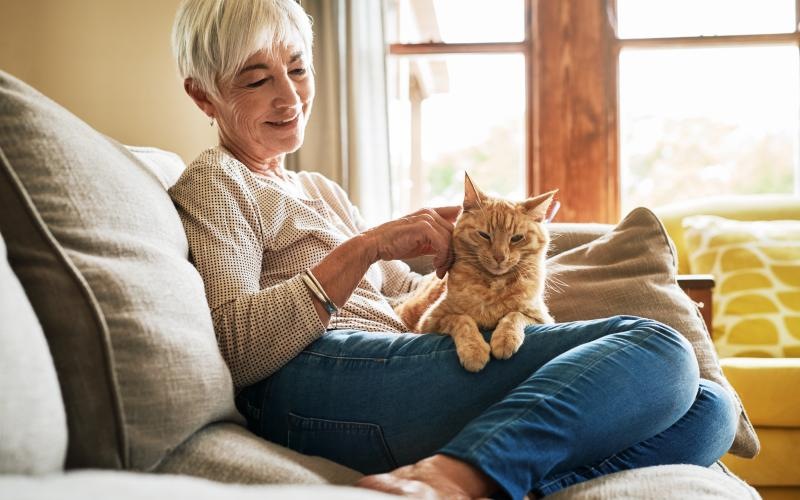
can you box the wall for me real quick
[0,0,216,163]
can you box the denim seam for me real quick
[535,451,618,493]
[301,346,458,362]
[456,325,662,460]
[536,465,604,496]
[286,411,400,470]
[300,351,389,362]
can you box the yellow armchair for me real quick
[655,194,800,500]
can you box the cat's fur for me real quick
[395,175,556,372]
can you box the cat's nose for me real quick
[493,254,505,264]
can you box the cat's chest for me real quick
[448,276,530,326]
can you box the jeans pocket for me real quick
[286,412,398,474]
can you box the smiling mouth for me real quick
[265,115,299,128]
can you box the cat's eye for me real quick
[477,231,491,241]
[510,234,524,243]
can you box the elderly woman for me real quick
[168,1,737,498]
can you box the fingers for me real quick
[367,208,457,272]
[406,208,457,276]
[409,207,456,234]
[411,217,453,278]
[433,205,462,223]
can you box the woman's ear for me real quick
[183,78,216,119]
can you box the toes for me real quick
[491,332,523,360]
[457,340,491,372]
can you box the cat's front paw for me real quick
[456,338,491,372]
[490,326,524,360]
[529,308,555,325]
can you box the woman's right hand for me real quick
[361,206,461,279]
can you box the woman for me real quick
[168,1,737,498]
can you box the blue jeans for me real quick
[235,316,737,500]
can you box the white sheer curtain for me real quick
[289,0,393,225]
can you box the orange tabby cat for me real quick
[396,174,556,372]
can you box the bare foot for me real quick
[354,454,497,499]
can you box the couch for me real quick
[0,69,761,499]
[656,196,800,500]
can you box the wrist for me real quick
[352,231,380,265]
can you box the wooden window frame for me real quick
[389,0,800,223]
[611,0,800,220]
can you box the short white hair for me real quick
[172,0,313,97]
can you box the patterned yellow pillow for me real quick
[682,215,800,358]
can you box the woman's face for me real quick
[212,30,314,167]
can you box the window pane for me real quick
[619,46,799,214]
[385,0,525,44]
[386,54,526,216]
[617,0,796,38]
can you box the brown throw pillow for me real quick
[547,207,759,458]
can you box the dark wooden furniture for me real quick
[677,274,715,334]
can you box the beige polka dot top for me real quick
[169,147,425,388]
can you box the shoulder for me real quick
[175,147,248,184]
[295,171,351,204]
[295,170,337,189]
[169,147,254,202]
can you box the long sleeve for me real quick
[169,155,325,389]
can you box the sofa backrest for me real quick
[0,70,240,471]
[655,195,800,274]
[0,230,68,474]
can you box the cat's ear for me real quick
[523,189,558,222]
[463,173,485,210]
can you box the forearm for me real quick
[309,233,377,325]
[212,274,326,388]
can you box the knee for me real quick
[693,379,739,464]
[605,317,701,420]
[608,316,699,381]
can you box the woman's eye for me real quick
[290,68,307,76]
[246,78,268,88]
[511,234,524,243]
[477,231,491,241]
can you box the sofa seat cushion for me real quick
[0,70,239,470]
[547,207,759,458]
[723,428,800,486]
[547,463,758,500]
[0,471,391,500]
[0,230,67,474]
[155,422,361,485]
[721,357,800,427]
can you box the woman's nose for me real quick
[272,75,301,109]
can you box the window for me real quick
[382,1,800,223]
[615,0,800,213]
[384,0,530,216]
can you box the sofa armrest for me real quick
[677,274,715,334]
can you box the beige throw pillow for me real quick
[0,70,240,470]
[547,207,759,458]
